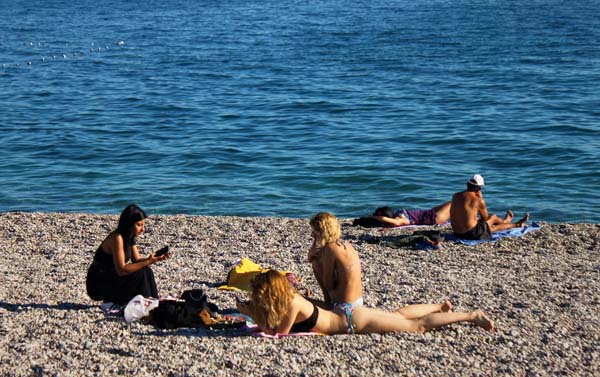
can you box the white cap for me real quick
[468,174,485,187]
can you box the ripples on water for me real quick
[1,0,599,222]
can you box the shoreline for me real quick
[2,209,597,225]
[0,212,598,375]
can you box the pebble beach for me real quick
[0,212,598,376]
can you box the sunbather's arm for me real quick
[108,235,165,276]
[370,215,409,226]
[477,195,489,220]
[307,239,320,262]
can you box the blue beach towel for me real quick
[448,222,542,246]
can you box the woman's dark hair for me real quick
[116,204,147,250]
[373,206,394,218]
[467,182,482,192]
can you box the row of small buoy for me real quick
[1,40,126,69]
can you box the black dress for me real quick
[86,241,158,305]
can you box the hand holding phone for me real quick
[155,245,169,257]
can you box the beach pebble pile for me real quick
[0,212,598,376]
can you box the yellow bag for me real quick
[217,257,294,291]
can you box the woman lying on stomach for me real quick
[237,270,494,335]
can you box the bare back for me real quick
[286,294,349,335]
[450,190,486,234]
[321,241,363,304]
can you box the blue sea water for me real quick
[1,0,599,222]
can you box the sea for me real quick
[1,0,599,223]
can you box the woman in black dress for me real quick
[86,204,169,304]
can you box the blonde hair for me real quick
[249,270,294,331]
[309,212,341,247]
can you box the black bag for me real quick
[147,289,243,330]
[181,289,219,313]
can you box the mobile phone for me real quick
[155,245,169,257]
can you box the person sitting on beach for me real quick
[236,270,494,335]
[450,175,529,240]
[86,204,170,305]
[307,212,363,309]
[369,201,452,227]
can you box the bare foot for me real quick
[441,300,453,313]
[472,310,495,331]
[515,213,530,227]
[504,210,514,223]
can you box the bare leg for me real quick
[432,202,452,224]
[394,300,452,319]
[472,310,495,331]
[504,210,513,223]
[441,300,452,313]
[355,307,494,334]
[488,212,529,232]
[419,309,495,333]
[488,222,517,232]
[487,213,506,226]
[515,213,529,226]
